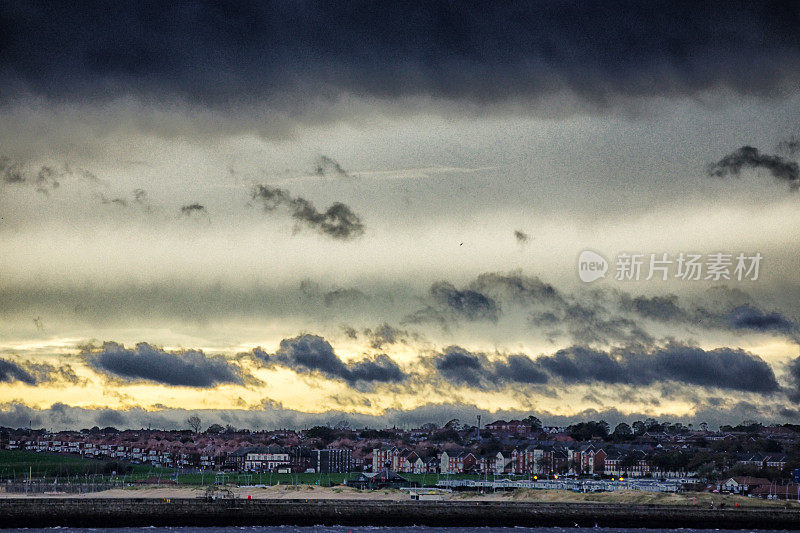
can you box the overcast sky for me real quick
[1,1,800,431]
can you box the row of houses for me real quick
[4,438,354,473]
[718,476,800,500]
[4,435,791,478]
[374,444,705,478]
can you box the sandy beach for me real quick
[1,485,798,509]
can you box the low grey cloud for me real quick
[180,203,206,216]
[428,281,500,322]
[0,156,24,183]
[431,342,779,394]
[251,184,365,240]
[619,292,799,344]
[620,294,688,323]
[514,230,530,244]
[314,156,352,179]
[1,397,799,433]
[778,136,799,156]
[323,288,367,308]
[0,156,100,193]
[363,323,410,349]
[85,341,249,388]
[341,325,359,340]
[555,303,654,346]
[470,272,564,306]
[258,334,406,385]
[100,195,128,207]
[98,189,153,210]
[707,146,799,190]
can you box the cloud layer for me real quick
[256,334,406,385]
[86,342,248,387]
[431,342,779,394]
[708,146,800,189]
[251,184,364,240]
[2,2,799,110]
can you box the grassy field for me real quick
[0,450,172,480]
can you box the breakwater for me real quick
[0,498,797,529]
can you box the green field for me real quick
[0,450,172,481]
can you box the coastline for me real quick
[0,497,798,529]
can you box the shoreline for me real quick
[0,498,798,529]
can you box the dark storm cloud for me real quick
[707,146,800,189]
[433,347,488,387]
[622,292,800,344]
[1,2,798,110]
[540,343,779,393]
[0,359,37,385]
[262,334,406,384]
[727,305,799,339]
[514,230,530,244]
[251,184,365,240]
[431,342,779,394]
[180,203,206,215]
[0,358,82,386]
[348,354,406,383]
[86,341,248,387]
[787,357,800,401]
[493,354,550,385]
[429,281,500,322]
[432,347,547,389]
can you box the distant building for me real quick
[348,468,412,489]
[440,450,477,474]
[242,446,290,471]
[313,448,353,473]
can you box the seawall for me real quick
[0,498,798,529]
